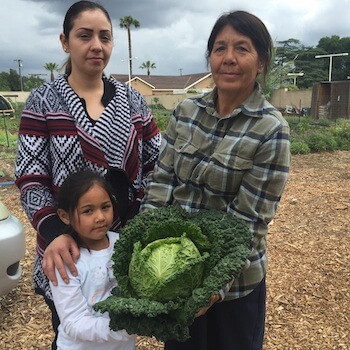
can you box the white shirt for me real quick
[50,231,135,350]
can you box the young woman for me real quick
[15,1,160,348]
[50,169,135,349]
[141,10,291,350]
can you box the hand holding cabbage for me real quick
[94,206,252,342]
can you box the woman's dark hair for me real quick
[57,169,115,245]
[206,10,273,81]
[62,1,113,75]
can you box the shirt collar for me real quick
[194,82,267,119]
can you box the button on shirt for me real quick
[142,84,290,299]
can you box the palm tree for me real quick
[44,62,59,82]
[120,16,140,78]
[139,61,156,77]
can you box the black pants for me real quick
[44,296,60,350]
[165,277,266,350]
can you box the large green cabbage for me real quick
[94,206,252,342]
[129,235,208,302]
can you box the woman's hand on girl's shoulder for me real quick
[43,234,80,286]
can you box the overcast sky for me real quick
[1,0,350,81]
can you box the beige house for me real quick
[110,72,214,96]
[0,73,313,113]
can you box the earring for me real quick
[64,48,68,52]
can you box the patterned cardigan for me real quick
[15,75,161,257]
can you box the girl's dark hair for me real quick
[62,1,112,75]
[57,169,115,245]
[206,10,273,82]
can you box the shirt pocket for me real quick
[174,138,199,182]
[203,153,253,194]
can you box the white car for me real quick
[0,201,25,296]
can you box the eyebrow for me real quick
[79,199,111,208]
[213,40,225,45]
[75,27,112,34]
[214,39,250,46]
[79,204,93,210]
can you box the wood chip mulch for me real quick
[0,151,349,350]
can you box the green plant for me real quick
[149,100,166,111]
[329,122,350,150]
[314,118,332,127]
[290,140,310,154]
[94,206,252,342]
[0,104,22,150]
[153,113,171,133]
[14,103,24,118]
[286,116,312,133]
[287,117,350,153]
[305,132,338,152]
[333,136,350,150]
[0,131,18,149]
[330,122,350,140]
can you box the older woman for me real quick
[141,10,290,350]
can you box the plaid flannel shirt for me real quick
[142,85,290,299]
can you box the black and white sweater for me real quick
[15,74,161,257]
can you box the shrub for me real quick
[305,132,338,152]
[286,116,312,133]
[290,140,310,154]
[154,113,171,133]
[334,137,350,150]
[330,122,350,141]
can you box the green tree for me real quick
[120,16,140,78]
[275,39,301,67]
[316,36,350,81]
[139,60,156,76]
[262,53,297,99]
[44,62,59,82]
[8,69,21,91]
[293,46,328,88]
[23,75,45,90]
[274,39,328,89]
[0,72,11,90]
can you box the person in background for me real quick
[50,169,135,350]
[15,1,160,348]
[141,10,291,350]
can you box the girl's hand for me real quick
[195,294,221,318]
[43,234,80,286]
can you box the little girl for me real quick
[50,169,136,350]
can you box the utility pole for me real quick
[178,68,183,76]
[315,52,349,82]
[122,57,137,85]
[14,59,23,91]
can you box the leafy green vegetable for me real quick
[94,205,252,342]
[129,235,209,302]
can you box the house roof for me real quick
[110,72,212,90]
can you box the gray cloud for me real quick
[2,0,350,80]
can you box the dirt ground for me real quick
[0,151,349,350]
